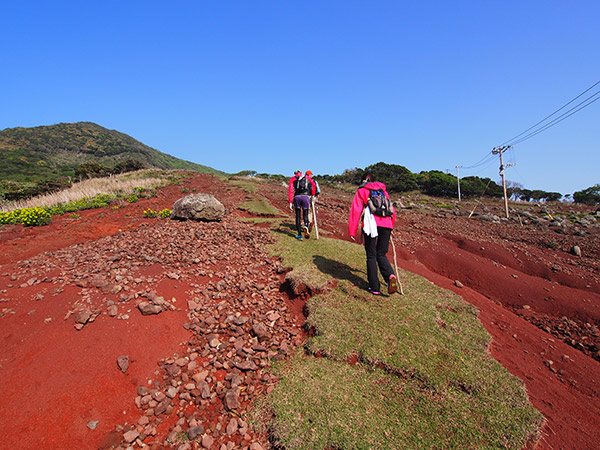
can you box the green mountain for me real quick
[0,122,223,184]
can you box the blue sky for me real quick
[2,1,599,196]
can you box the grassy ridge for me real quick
[0,122,224,194]
[261,228,543,450]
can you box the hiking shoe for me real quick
[368,288,381,295]
[295,235,303,241]
[388,275,398,294]
[303,225,310,239]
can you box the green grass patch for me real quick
[229,177,258,193]
[226,177,285,216]
[239,197,283,216]
[235,217,283,224]
[261,231,543,450]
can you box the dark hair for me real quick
[361,173,375,183]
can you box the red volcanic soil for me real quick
[1,172,599,450]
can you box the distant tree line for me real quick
[318,162,598,205]
[319,162,504,199]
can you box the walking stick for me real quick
[390,232,404,295]
[311,197,319,239]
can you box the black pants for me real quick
[295,207,309,235]
[363,226,394,292]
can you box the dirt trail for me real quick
[1,173,599,450]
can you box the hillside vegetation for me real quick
[0,122,223,200]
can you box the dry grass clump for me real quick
[1,170,169,212]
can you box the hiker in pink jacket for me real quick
[348,173,398,295]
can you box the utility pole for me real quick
[491,146,514,219]
[455,165,462,202]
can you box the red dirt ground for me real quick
[1,173,599,450]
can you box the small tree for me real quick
[76,161,109,179]
[573,184,600,205]
[417,170,456,197]
[544,192,562,202]
[112,159,145,174]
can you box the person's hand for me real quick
[289,202,293,210]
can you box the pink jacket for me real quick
[348,181,396,237]
[288,173,317,203]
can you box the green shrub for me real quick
[0,211,17,225]
[18,207,52,227]
[45,204,67,216]
[91,193,114,208]
[158,209,172,219]
[127,194,139,203]
[143,208,157,218]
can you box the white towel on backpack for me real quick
[363,206,378,238]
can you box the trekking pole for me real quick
[390,232,404,295]
[312,197,319,239]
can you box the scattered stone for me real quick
[226,418,238,435]
[166,387,178,398]
[123,429,139,443]
[235,360,259,371]
[138,301,164,315]
[571,245,582,257]
[74,308,92,325]
[198,382,211,399]
[188,425,205,440]
[117,355,130,373]
[233,316,250,326]
[201,434,215,449]
[86,420,99,430]
[266,311,281,322]
[252,322,269,340]
[454,280,463,288]
[107,305,118,317]
[154,398,171,416]
[223,387,241,410]
[193,370,209,383]
[207,334,221,348]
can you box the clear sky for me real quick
[2,1,599,196]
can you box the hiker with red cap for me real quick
[305,170,320,199]
[348,173,398,295]
[288,170,316,240]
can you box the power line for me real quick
[509,93,600,146]
[461,152,497,170]
[501,79,600,146]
